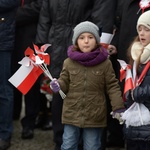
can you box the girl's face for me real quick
[77,32,97,53]
[138,25,150,47]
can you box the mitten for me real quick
[50,78,60,93]
[111,109,125,125]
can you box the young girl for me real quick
[123,10,150,150]
[50,21,124,150]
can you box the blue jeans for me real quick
[0,52,13,140]
[61,124,103,150]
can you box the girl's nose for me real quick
[84,37,88,43]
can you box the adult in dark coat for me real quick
[0,0,19,149]
[11,0,43,139]
[104,0,125,148]
[36,0,117,149]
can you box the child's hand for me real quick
[110,109,125,124]
[50,78,60,93]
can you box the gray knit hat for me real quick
[137,10,150,31]
[72,21,100,45]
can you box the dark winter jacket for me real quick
[15,0,42,50]
[35,0,117,78]
[133,64,150,109]
[12,0,42,72]
[0,0,19,51]
[125,63,150,141]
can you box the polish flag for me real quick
[8,64,43,95]
[117,59,134,99]
[100,32,114,49]
[124,67,134,94]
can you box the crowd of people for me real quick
[1,0,150,150]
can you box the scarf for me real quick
[131,41,150,64]
[67,45,108,67]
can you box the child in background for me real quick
[124,10,150,150]
[50,21,125,150]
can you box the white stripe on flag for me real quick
[8,65,34,87]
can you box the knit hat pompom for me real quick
[137,10,150,31]
[72,21,101,45]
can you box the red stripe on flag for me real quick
[17,66,43,95]
[138,61,150,85]
[124,78,134,95]
[120,68,126,82]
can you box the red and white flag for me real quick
[100,32,114,49]
[8,57,43,95]
[8,44,51,95]
[117,59,134,97]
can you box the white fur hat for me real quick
[137,10,150,31]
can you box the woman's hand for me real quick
[107,45,117,55]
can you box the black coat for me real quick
[113,0,150,62]
[12,0,42,72]
[126,64,150,112]
[124,64,150,141]
[133,64,150,111]
[0,0,19,51]
[36,0,117,78]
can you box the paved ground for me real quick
[9,120,55,150]
[9,99,55,150]
[8,100,125,150]
[9,120,125,150]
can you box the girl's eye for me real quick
[79,36,84,39]
[145,28,150,31]
[138,29,141,32]
[138,27,142,32]
[89,36,94,39]
[138,26,150,32]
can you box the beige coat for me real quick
[58,58,124,128]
